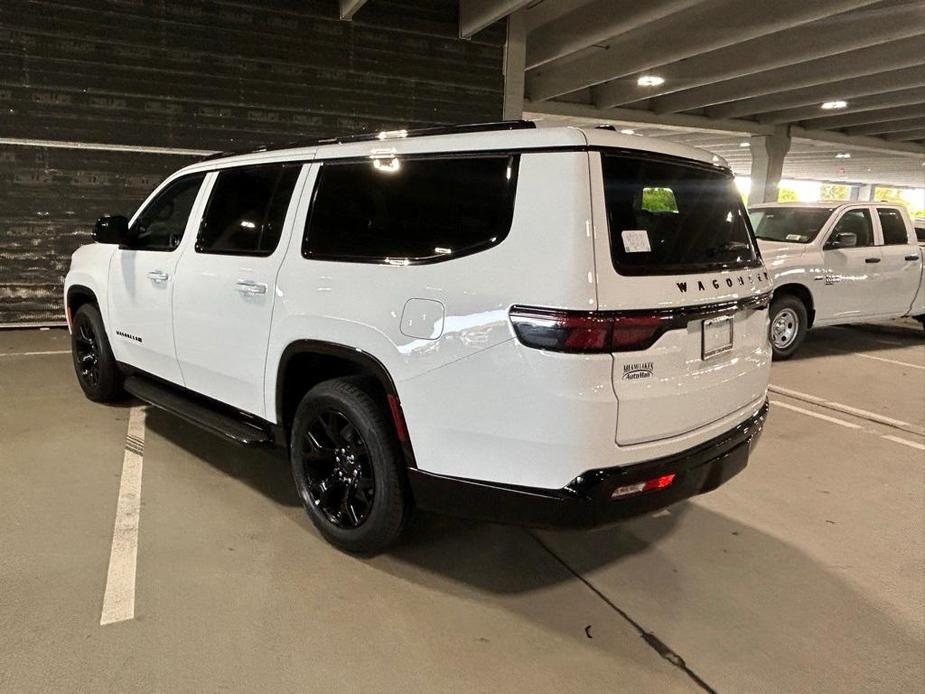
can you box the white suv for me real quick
[65,122,771,553]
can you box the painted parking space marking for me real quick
[854,353,925,371]
[0,350,71,357]
[769,385,915,431]
[771,400,861,429]
[881,435,925,452]
[100,406,146,626]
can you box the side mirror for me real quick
[826,231,857,249]
[93,215,130,245]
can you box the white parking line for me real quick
[769,385,912,429]
[881,435,925,452]
[770,400,862,429]
[854,353,925,371]
[100,406,146,626]
[0,350,71,357]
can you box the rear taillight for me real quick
[510,306,670,353]
[611,473,676,499]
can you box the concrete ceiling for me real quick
[342,0,925,188]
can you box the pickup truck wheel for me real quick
[768,295,807,360]
[70,304,124,402]
[290,379,408,554]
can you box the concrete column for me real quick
[502,12,526,120]
[747,130,791,206]
[857,184,874,201]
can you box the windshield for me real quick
[602,153,760,276]
[749,207,834,244]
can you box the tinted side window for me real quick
[130,173,205,252]
[303,155,519,263]
[829,209,873,247]
[197,164,300,256]
[877,208,908,245]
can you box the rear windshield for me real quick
[602,154,760,276]
[749,207,835,244]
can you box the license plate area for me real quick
[702,315,733,359]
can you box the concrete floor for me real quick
[1,323,923,693]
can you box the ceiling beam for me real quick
[843,117,925,137]
[589,3,924,109]
[790,124,925,156]
[650,39,925,118]
[887,129,925,142]
[525,0,707,69]
[806,105,925,131]
[525,0,882,102]
[338,0,368,20]
[460,0,532,38]
[758,87,925,125]
[524,99,776,136]
[526,99,925,157]
[704,62,925,119]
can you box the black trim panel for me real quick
[408,400,768,529]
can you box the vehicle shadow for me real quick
[144,408,300,508]
[787,320,922,362]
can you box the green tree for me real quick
[641,187,678,212]
[820,184,849,201]
[874,188,923,219]
[777,187,798,202]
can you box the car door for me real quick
[107,172,208,384]
[816,207,882,321]
[171,162,306,417]
[874,206,921,317]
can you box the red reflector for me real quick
[611,473,676,499]
[386,393,408,442]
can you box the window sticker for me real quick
[785,234,806,242]
[622,229,651,253]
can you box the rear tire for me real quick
[70,304,124,402]
[768,295,808,360]
[289,378,409,555]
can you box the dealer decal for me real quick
[622,361,654,380]
[675,271,769,294]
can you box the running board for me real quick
[124,375,272,446]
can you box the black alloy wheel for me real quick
[301,409,376,529]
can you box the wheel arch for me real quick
[773,283,815,328]
[65,284,100,328]
[274,340,416,467]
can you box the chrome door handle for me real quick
[147,270,169,283]
[235,279,267,295]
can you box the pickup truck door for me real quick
[107,173,208,384]
[171,163,307,417]
[873,207,922,317]
[816,207,882,322]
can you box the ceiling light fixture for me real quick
[821,100,848,110]
[835,152,851,159]
[739,141,750,147]
[637,75,665,87]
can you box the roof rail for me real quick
[198,120,536,161]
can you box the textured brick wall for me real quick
[0,0,505,323]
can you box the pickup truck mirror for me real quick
[825,231,857,250]
[93,215,130,245]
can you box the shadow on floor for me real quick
[144,408,299,508]
[788,320,923,362]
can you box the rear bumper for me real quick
[408,399,768,529]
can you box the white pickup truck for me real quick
[749,202,925,358]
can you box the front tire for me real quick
[289,378,409,554]
[768,295,808,360]
[70,304,124,402]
